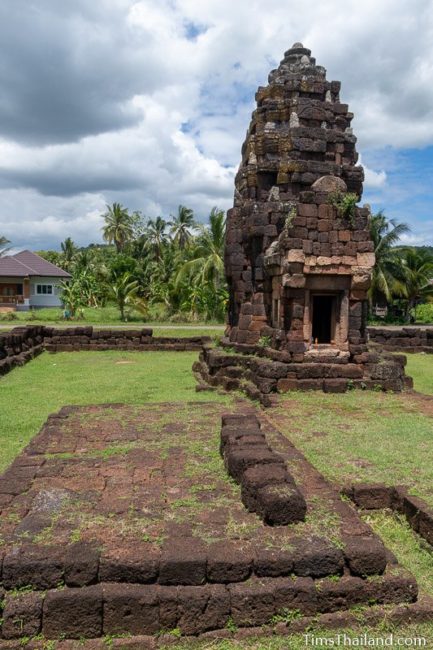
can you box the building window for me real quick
[36,284,53,295]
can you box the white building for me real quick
[0,250,71,310]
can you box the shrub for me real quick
[413,303,433,324]
[328,191,359,225]
[146,302,171,322]
[0,311,18,321]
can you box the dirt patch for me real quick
[402,391,433,418]
[352,459,374,468]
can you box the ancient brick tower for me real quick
[225,43,375,359]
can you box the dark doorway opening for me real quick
[312,295,335,343]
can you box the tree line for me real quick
[1,207,432,323]
[43,204,226,321]
[369,212,433,322]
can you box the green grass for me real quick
[162,624,433,649]
[364,510,433,595]
[0,304,225,328]
[0,351,230,472]
[1,350,433,647]
[405,353,433,394]
[412,303,433,324]
[152,327,223,338]
[270,377,433,506]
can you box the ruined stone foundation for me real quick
[196,43,409,399]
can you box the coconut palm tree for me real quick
[369,211,410,308]
[145,217,169,262]
[73,248,92,274]
[169,205,196,249]
[397,247,433,321]
[102,203,134,253]
[176,207,225,290]
[60,237,77,271]
[0,236,10,257]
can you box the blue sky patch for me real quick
[183,21,208,40]
[363,146,433,244]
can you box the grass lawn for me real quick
[1,351,433,646]
[244,354,432,647]
[0,304,225,329]
[267,354,433,507]
[405,353,433,394]
[0,351,231,472]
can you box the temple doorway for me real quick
[312,295,335,344]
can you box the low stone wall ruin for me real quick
[0,569,419,641]
[0,326,45,376]
[344,483,433,548]
[194,337,410,406]
[368,326,433,353]
[220,414,306,525]
[0,325,210,378]
[43,326,208,353]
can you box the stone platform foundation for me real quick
[0,403,423,640]
[194,338,410,405]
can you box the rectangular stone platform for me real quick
[0,402,419,640]
[194,339,409,405]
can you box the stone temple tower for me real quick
[225,43,375,360]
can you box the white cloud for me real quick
[364,167,387,189]
[358,155,387,189]
[400,225,433,247]
[0,0,432,247]
[0,189,106,248]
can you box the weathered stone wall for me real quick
[368,327,433,353]
[344,482,433,547]
[0,407,421,640]
[0,326,210,377]
[0,326,45,376]
[43,327,208,352]
[194,339,409,406]
[0,571,418,640]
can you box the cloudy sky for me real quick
[0,0,432,250]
